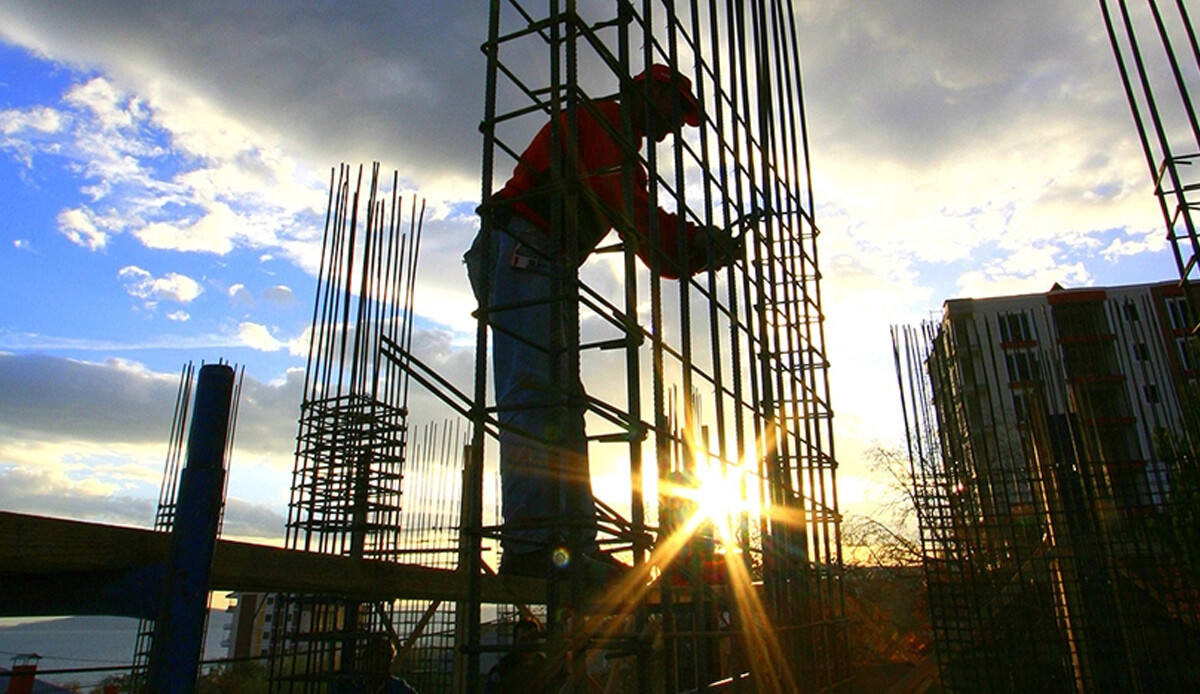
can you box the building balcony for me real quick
[1066,373,1125,385]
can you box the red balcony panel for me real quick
[1057,333,1117,345]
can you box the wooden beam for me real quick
[0,511,541,606]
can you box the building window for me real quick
[1123,302,1140,322]
[1133,342,1150,362]
[1167,296,1191,331]
[999,312,1034,343]
[1144,384,1160,404]
[1005,351,1040,383]
[1179,340,1198,371]
[1011,392,1029,422]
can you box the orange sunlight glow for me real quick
[574,429,802,694]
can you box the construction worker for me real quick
[482,618,557,694]
[465,64,740,587]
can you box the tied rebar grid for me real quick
[269,164,426,691]
[388,419,476,693]
[472,2,846,692]
[1099,0,1200,330]
[894,287,1200,693]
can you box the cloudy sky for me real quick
[0,1,1181,543]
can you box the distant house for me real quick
[0,660,82,694]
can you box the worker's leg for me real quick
[465,217,598,559]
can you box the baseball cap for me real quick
[633,64,700,126]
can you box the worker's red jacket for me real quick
[494,99,708,279]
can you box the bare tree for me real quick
[842,444,923,568]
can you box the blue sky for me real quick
[0,42,322,376]
[0,1,1186,541]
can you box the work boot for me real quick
[499,548,630,585]
[499,548,554,578]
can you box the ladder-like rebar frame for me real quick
[1100,0,1200,330]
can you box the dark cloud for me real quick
[0,1,1136,203]
[797,1,1126,166]
[0,465,156,527]
[220,496,286,541]
[231,367,305,457]
[0,353,179,444]
[0,1,487,186]
[0,353,302,456]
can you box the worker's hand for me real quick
[701,224,743,272]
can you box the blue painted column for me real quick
[146,363,234,693]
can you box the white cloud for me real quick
[957,257,1091,299]
[0,104,63,135]
[0,70,328,267]
[135,204,238,255]
[229,282,252,305]
[118,265,203,305]
[13,239,32,251]
[166,310,190,322]
[237,321,285,352]
[57,206,109,250]
[1103,230,1168,260]
[0,103,66,168]
[64,77,138,133]
[262,284,295,306]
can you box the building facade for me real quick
[896,281,1200,693]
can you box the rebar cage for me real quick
[468,1,846,692]
[269,165,429,692]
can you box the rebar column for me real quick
[271,164,424,692]
[146,363,235,693]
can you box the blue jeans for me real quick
[464,215,597,555]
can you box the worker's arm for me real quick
[578,106,716,279]
[602,170,738,278]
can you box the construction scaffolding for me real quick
[894,286,1200,693]
[1100,0,1200,329]
[466,1,845,692]
[269,164,427,691]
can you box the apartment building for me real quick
[896,280,1200,693]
